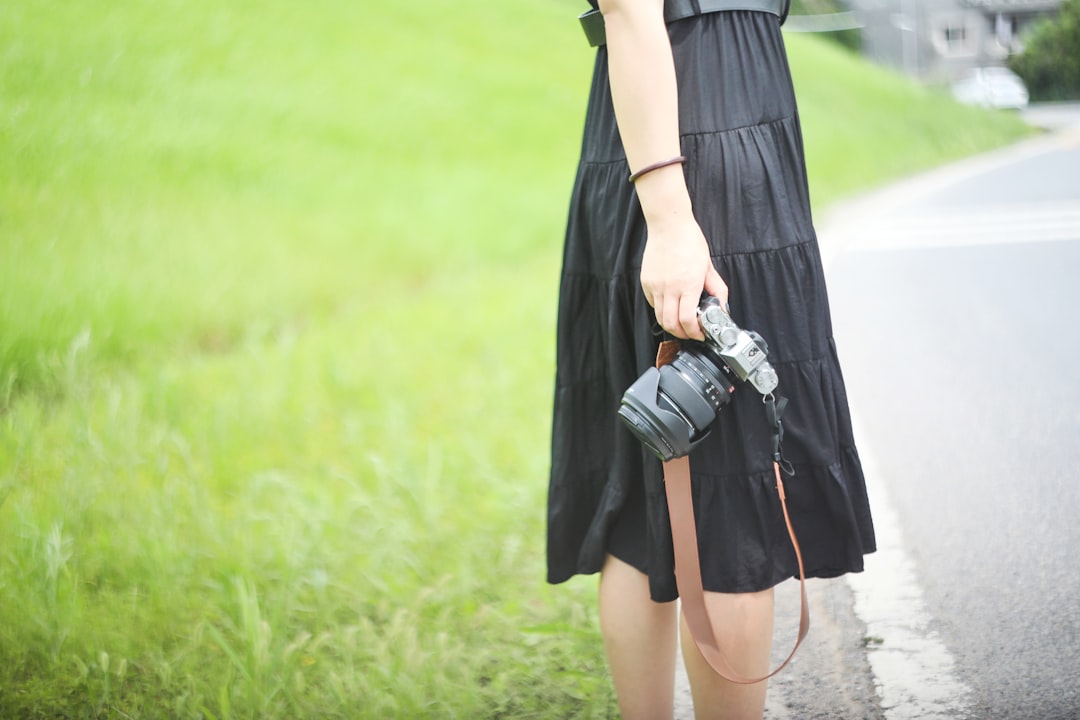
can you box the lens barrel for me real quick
[618,345,735,461]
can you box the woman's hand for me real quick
[640,211,728,341]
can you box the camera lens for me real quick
[618,345,735,461]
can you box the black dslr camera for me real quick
[618,297,778,461]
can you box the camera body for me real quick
[697,297,778,396]
[617,297,778,461]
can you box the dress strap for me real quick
[578,0,790,47]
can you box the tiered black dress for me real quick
[547,8,876,602]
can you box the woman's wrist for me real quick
[635,164,695,230]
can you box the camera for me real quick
[618,296,779,461]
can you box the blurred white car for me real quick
[951,67,1030,110]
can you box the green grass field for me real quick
[0,1,1031,717]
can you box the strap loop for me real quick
[764,394,795,476]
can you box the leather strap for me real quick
[664,455,809,684]
[650,338,808,684]
[580,0,791,47]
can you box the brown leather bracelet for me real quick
[628,155,687,184]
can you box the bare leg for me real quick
[599,554,678,720]
[680,587,775,720]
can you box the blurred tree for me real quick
[1009,0,1080,101]
[788,0,861,52]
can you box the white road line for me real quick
[845,417,977,719]
[816,127,1080,264]
[854,202,1080,250]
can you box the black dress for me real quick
[547,8,876,602]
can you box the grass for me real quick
[0,1,1032,717]
[785,34,1035,207]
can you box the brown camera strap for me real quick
[664,457,809,683]
[657,342,809,684]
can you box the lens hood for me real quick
[618,366,697,461]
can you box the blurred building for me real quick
[852,0,1063,81]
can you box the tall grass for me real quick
[0,1,1030,717]
[2,268,608,718]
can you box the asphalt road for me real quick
[671,111,1080,720]
[827,123,1080,719]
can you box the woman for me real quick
[546,1,877,718]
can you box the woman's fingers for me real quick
[653,293,678,339]
[703,266,729,309]
[651,289,706,340]
[678,290,704,340]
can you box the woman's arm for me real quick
[598,0,727,341]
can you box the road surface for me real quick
[672,108,1080,719]
[827,118,1080,719]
